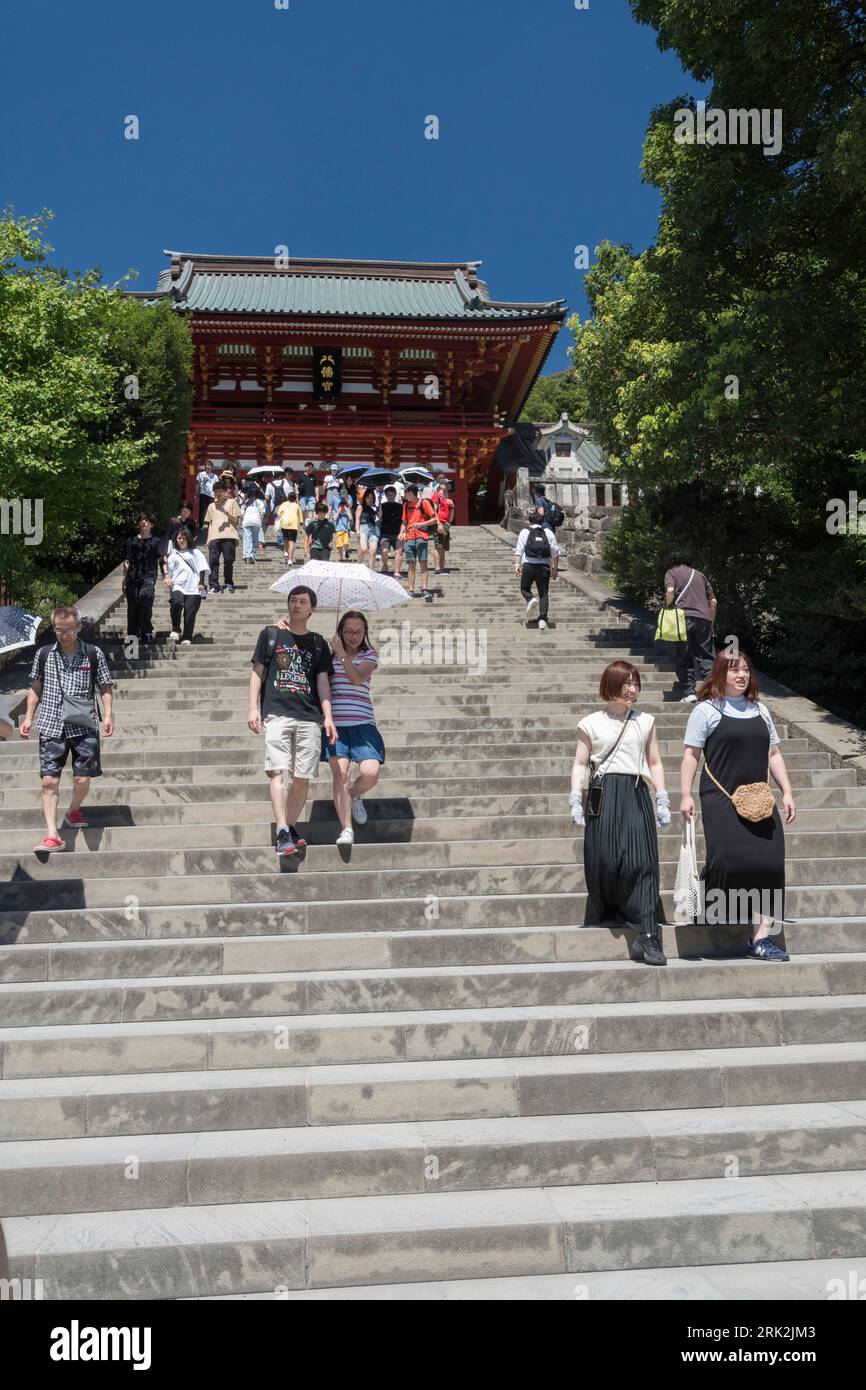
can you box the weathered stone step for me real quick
[0,821,856,862]
[0,767,845,802]
[6,835,859,887]
[5,919,866,983]
[6,1167,866,1298]
[0,744,822,775]
[3,884,865,943]
[3,954,862,1028]
[3,856,865,914]
[185,1254,866,1300]
[1,976,865,1063]
[3,1101,866,1218]
[4,1039,865,1138]
[0,738,814,772]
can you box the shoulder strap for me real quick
[592,710,634,776]
[675,568,696,605]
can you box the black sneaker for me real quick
[289,825,307,850]
[636,932,667,966]
[225,584,235,594]
[421,589,433,603]
[275,828,296,857]
[210,583,221,594]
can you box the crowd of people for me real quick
[193,462,456,592]
[4,478,797,970]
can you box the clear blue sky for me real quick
[4,0,693,371]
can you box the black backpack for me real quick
[524,525,552,562]
[548,502,565,529]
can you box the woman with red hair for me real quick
[680,651,796,959]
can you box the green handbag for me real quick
[654,567,696,642]
[655,606,687,642]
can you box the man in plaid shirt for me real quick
[20,606,114,853]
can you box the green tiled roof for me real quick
[141,254,565,322]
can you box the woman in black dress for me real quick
[570,661,672,966]
[680,651,796,960]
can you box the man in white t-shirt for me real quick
[513,506,561,631]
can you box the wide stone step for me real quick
[6,1166,866,1298]
[1,982,865,1069]
[4,884,866,942]
[0,821,859,862]
[2,952,862,1026]
[3,1039,865,1139]
[3,1101,866,1218]
[5,919,866,983]
[0,738,814,769]
[0,767,846,801]
[186,1254,866,1300]
[0,744,822,775]
[2,862,865,916]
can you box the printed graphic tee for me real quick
[251,629,334,724]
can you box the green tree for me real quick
[520,354,587,423]
[571,1,866,721]
[0,209,191,616]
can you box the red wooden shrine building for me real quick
[138,252,566,525]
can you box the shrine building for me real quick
[137,252,567,524]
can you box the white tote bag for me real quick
[673,818,701,924]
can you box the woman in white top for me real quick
[240,490,266,565]
[164,528,209,644]
[680,651,796,961]
[570,660,671,965]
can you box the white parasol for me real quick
[270,560,411,612]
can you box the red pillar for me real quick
[454,472,469,526]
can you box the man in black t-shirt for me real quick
[304,503,336,561]
[123,514,164,642]
[248,585,336,856]
[298,462,319,518]
[378,485,403,575]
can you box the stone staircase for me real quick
[1,527,866,1300]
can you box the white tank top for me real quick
[577,709,656,785]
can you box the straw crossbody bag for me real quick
[704,757,775,822]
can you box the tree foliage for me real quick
[570,1,866,721]
[0,209,191,616]
[520,356,588,423]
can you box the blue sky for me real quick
[4,0,693,371]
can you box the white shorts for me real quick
[264,716,321,779]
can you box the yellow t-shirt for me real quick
[277,501,304,532]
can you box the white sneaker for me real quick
[681,693,698,703]
[538,619,548,631]
[351,797,368,825]
[168,631,180,642]
[336,827,354,846]
[180,639,191,646]
[525,596,539,622]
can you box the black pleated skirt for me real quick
[583,774,664,932]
